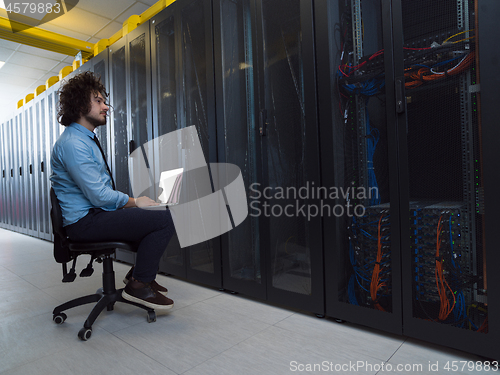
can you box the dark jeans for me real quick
[65,207,175,282]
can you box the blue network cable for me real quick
[365,99,380,205]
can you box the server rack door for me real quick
[254,0,323,313]
[92,51,110,169]
[110,38,131,198]
[0,122,6,228]
[109,38,135,264]
[2,121,10,230]
[26,103,37,237]
[16,112,27,235]
[39,95,51,240]
[316,0,403,333]
[12,116,20,231]
[127,23,154,201]
[7,119,14,231]
[48,81,63,241]
[4,119,11,230]
[151,0,221,288]
[179,0,221,288]
[151,3,186,279]
[213,0,265,298]
[477,0,500,361]
[0,122,3,228]
[46,89,56,241]
[33,100,43,239]
[394,0,497,358]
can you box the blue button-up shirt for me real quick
[50,122,129,226]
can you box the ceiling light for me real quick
[0,61,5,70]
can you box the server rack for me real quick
[32,97,42,239]
[0,121,8,229]
[24,99,39,238]
[394,0,499,359]
[151,0,222,288]
[252,0,324,313]
[213,0,265,299]
[6,118,15,231]
[92,51,110,167]
[3,119,10,230]
[48,80,64,241]
[37,91,52,240]
[317,0,403,333]
[12,116,21,232]
[46,82,58,242]
[108,36,135,264]
[15,109,27,235]
[151,3,186,279]
[127,22,154,202]
[317,0,499,357]
[0,121,4,228]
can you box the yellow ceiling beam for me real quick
[0,16,93,58]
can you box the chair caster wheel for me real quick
[53,312,67,324]
[147,310,157,323]
[78,327,92,341]
[315,314,325,318]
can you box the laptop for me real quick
[141,168,183,210]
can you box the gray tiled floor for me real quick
[0,228,493,375]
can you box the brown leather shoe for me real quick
[122,278,173,311]
[123,266,168,295]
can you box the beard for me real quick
[85,113,107,127]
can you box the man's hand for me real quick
[123,196,159,208]
[135,196,159,207]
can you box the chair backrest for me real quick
[50,188,72,263]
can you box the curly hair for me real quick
[57,71,108,126]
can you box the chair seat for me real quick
[69,241,136,253]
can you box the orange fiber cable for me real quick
[405,51,475,89]
[371,215,386,312]
[435,216,456,321]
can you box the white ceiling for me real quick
[0,0,160,124]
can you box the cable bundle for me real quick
[348,214,391,308]
[405,51,475,89]
[370,214,386,311]
[435,216,456,321]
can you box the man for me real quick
[50,71,175,311]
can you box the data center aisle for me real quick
[0,228,490,375]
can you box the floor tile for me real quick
[200,292,296,325]
[1,329,177,375]
[275,313,404,362]
[385,337,495,375]
[112,300,270,374]
[184,325,381,375]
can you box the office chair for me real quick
[50,188,156,340]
